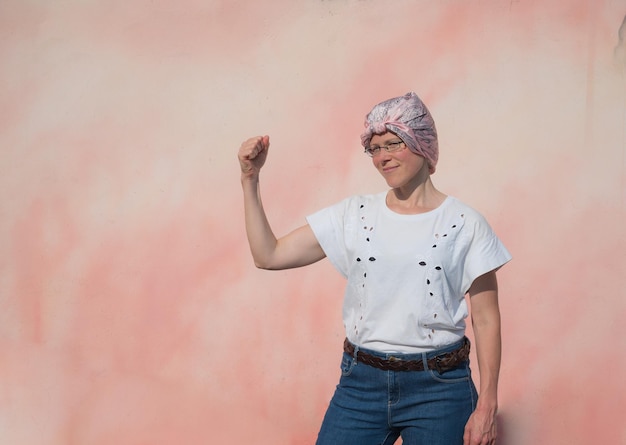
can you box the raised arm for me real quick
[238,136,326,270]
[463,270,501,445]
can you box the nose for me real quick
[373,149,392,163]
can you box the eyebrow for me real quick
[370,137,403,146]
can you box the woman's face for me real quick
[369,132,430,189]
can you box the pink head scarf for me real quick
[360,92,439,173]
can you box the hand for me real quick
[463,406,497,445]
[238,135,269,178]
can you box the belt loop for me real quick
[421,353,429,371]
[352,343,360,362]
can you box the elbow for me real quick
[253,257,277,270]
[254,261,271,270]
[253,258,269,269]
[249,249,271,269]
[471,312,501,336]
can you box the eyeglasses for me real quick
[364,140,406,157]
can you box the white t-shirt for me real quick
[306,192,512,353]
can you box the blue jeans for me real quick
[315,337,477,445]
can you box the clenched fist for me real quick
[238,135,270,178]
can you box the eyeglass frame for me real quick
[363,139,406,157]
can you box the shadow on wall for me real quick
[615,14,626,66]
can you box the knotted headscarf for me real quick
[360,92,439,173]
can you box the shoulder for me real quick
[325,192,386,213]
[307,192,384,226]
[443,197,505,247]
[444,196,489,223]
[347,192,385,205]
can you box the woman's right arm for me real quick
[238,136,326,270]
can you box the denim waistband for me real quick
[346,336,469,362]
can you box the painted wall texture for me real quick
[1,0,625,444]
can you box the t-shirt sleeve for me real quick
[306,198,351,278]
[461,211,512,294]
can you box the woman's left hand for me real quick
[463,406,497,445]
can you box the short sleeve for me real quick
[306,198,352,278]
[461,211,512,294]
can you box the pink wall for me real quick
[1,0,625,443]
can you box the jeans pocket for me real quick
[428,360,471,383]
[340,353,356,377]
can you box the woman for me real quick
[238,92,511,445]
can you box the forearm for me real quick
[468,271,502,411]
[238,135,324,270]
[241,174,279,268]
[472,309,501,411]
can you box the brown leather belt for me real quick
[343,337,470,373]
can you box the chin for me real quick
[384,179,405,189]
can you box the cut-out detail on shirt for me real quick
[306,193,511,352]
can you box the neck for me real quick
[386,178,447,214]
